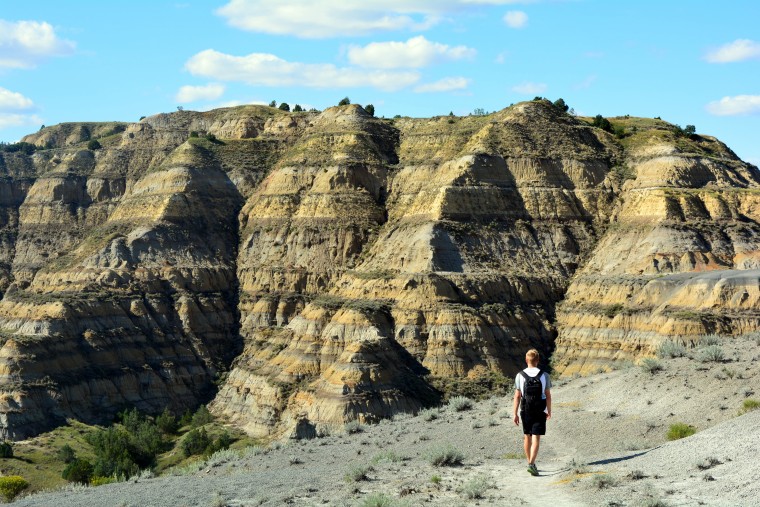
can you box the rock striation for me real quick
[0,101,757,439]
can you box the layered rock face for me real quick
[211,103,622,437]
[551,124,760,374]
[0,101,757,439]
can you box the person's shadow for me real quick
[587,447,660,466]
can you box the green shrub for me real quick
[458,474,493,499]
[204,133,222,144]
[181,428,211,457]
[364,104,375,116]
[592,114,613,133]
[698,345,725,363]
[87,427,140,478]
[191,405,213,427]
[0,476,28,501]
[448,396,474,412]
[430,474,441,484]
[372,450,403,464]
[62,458,94,484]
[293,104,303,112]
[57,444,76,463]
[344,464,373,482]
[338,97,351,106]
[427,444,465,466]
[278,102,290,112]
[90,475,118,486]
[592,473,618,489]
[179,409,193,427]
[553,98,569,113]
[345,421,364,434]
[639,358,663,374]
[86,412,169,479]
[209,430,232,454]
[87,139,102,150]
[420,408,439,421]
[700,334,721,346]
[0,440,13,458]
[156,408,178,434]
[740,399,760,415]
[667,423,696,441]
[360,492,393,507]
[189,131,199,138]
[657,340,687,358]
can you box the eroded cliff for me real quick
[0,100,757,439]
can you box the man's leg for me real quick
[523,434,531,462]
[528,435,541,464]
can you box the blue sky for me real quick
[1,0,759,165]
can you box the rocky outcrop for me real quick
[551,125,760,374]
[0,101,758,439]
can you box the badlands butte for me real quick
[0,99,758,441]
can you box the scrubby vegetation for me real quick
[0,476,28,502]
[427,444,465,466]
[740,399,760,415]
[657,340,687,358]
[667,423,697,440]
[640,358,663,374]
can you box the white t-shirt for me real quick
[514,367,551,405]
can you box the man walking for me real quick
[513,348,552,476]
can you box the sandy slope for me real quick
[14,334,759,507]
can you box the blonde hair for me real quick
[526,349,540,366]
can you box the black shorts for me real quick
[521,404,547,435]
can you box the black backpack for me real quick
[519,370,544,413]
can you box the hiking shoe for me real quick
[527,464,539,476]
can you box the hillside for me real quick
[0,100,758,442]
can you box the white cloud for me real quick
[216,0,536,38]
[0,87,34,111]
[0,19,75,69]
[511,81,547,94]
[185,49,420,91]
[414,76,470,93]
[704,39,760,63]
[0,112,43,130]
[175,83,226,103]
[573,74,597,90]
[706,95,760,116]
[503,10,528,28]
[347,36,475,69]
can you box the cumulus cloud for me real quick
[175,83,226,103]
[704,39,760,63]
[0,113,43,130]
[216,0,535,38]
[185,49,420,91]
[414,76,470,93]
[511,81,547,94]
[0,87,35,111]
[0,19,75,69]
[503,11,528,28]
[348,36,475,69]
[706,95,760,116]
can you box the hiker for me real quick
[513,348,552,476]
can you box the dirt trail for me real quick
[489,459,587,506]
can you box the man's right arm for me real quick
[512,388,521,426]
